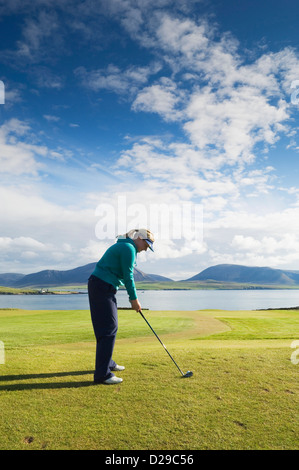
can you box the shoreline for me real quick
[2,284,299,295]
[0,290,87,295]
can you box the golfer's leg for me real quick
[95,332,117,381]
[88,276,118,382]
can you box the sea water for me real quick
[0,289,299,311]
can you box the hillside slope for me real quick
[2,264,172,287]
[186,264,299,285]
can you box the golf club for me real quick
[138,310,193,378]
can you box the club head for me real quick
[182,371,193,378]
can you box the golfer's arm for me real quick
[120,248,138,301]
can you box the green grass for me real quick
[0,307,298,450]
[197,309,299,340]
[0,286,39,294]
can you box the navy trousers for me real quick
[88,275,118,382]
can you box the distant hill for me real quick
[185,264,299,285]
[133,268,173,283]
[12,263,97,288]
[0,273,25,287]
[2,263,299,289]
[1,263,173,288]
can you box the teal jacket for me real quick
[92,238,138,300]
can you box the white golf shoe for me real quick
[111,364,125,371]
[103,376,123,385]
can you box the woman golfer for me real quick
[88,228,155,385]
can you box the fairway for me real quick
[0,307,298,450]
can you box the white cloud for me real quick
[2,86,23,106]
[152,238,206,260]
[0,119,76,176]
[156,15,211,59]
[183,86,289,165]
[43,114,60,122]
[15,10,61,62]
[0,236,47,252]
[231,235,263,252]
[32,66,64,89]
[0,185,98,271]
[132,78,185,121]
[232,234,299,256]
[75,62,161,96]
[0,119,45,175]
[201,205,299,269]
[207,205,299,234]
[78,240,110,264]
[117,138,240,200]
[0,236,49,271]
[106,13,297,192]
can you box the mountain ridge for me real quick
[1,263,299,288]
[0,263,173,287]
[185,264,299,285]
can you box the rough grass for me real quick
[0,308,298,450]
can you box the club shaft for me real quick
[139,310,184,376]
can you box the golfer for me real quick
[88,228,155,385]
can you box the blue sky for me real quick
[1,0,299,279]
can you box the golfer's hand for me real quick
[130,298,141,312]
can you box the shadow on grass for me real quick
[0,370,95,391]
